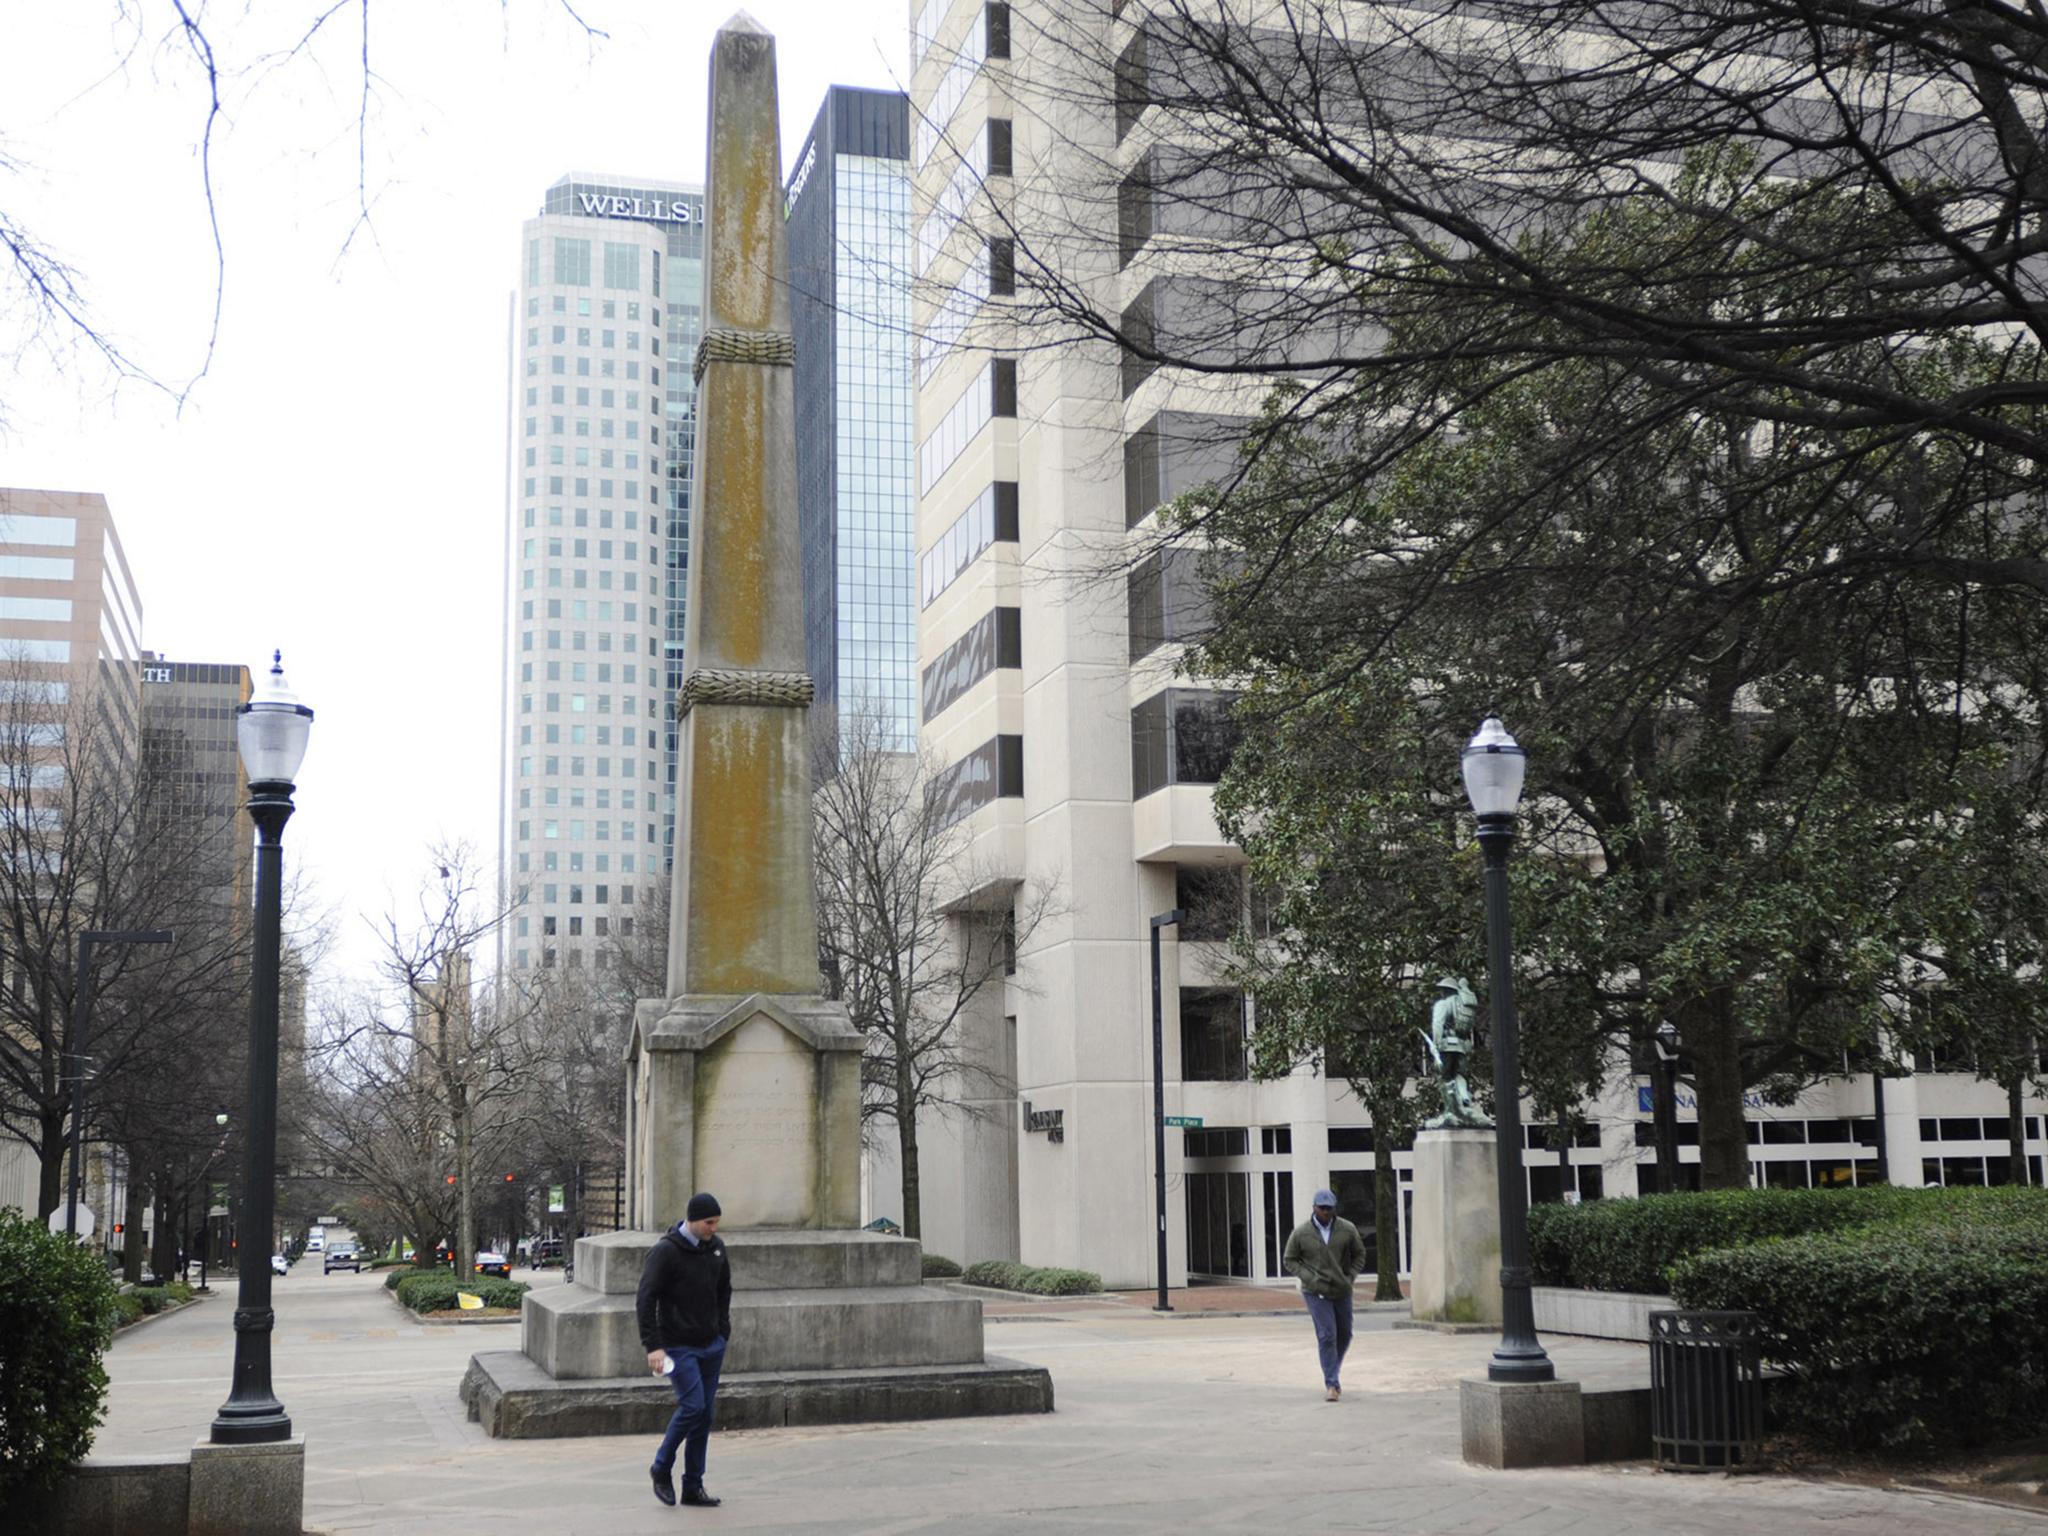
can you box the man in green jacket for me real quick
[1282,1188,1367,1401]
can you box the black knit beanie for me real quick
[686,1192,721,1222]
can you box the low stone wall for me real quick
[1532,1286,1672,1342]
[11,1437,304,1536]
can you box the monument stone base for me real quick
[1409,1127,1504,1327]
[460,1351,1053,1439]
[463,1229,1052,1438]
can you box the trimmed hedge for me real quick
[1527,1185,2043,1294]
[382,1266,423,1291]
[0,1208,120,1499]
[391,1272,530,1314]
[1671,1209,2048,1451]
[959,1259,1103,1295]
[920,1253,963,1279]
[1017,1267,1103,1296]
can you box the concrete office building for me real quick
[0,488,146,1220]
[787,87,919,749]
[140,654,254,916]
[498,175,706,973]
[899,5,2047,1288]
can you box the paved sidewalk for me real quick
[97,1265,2042,1535]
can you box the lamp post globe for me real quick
[1461,714,1554,1385]
[210,651,312,1446]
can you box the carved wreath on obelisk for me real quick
[1420,975,1490,1129]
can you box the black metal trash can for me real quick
[1648,1310,1764,1471]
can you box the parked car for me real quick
[323,1245,360,1274]
[474,1250,511,1279]
[270,1253,289,1276]
[531,1239,565,1268]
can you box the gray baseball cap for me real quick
[1312,1188,1336,1209]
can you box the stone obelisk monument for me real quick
[461,14,1050,1438]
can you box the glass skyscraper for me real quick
[499,174,704,973]
[786,90,917,750]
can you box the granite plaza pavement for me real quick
[93,1263,2040,1536]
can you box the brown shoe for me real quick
[1325,1386,1339,1402]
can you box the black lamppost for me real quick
[1653,1020,1682,1195]
[210,652,312,1446]
[1461,715,1554,1385]
[192,1109,229,1291]
[1149,908,1184,1313]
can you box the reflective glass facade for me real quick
[788,90,917,750]
[499,175,704,972]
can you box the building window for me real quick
[1176,865,1242,941]
[1132,689,1241,798]
[987,236,1015,296]
[1128,547,1216,660]
[920,481,1019,607]
[926,734,1024,829]
[921,606,1021,723]
[603,242,641,290]
[985,117,1013,177]
[1180,987,1248,1081]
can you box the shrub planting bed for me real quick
[959,1259,1103,1295]
[0,1209,119,1500]
[392,1271,530,1314]
[921,1253,963,1279]
[1527,1184,2043,1295]
[1672,1207,2048,1451]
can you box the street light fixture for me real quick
[1460,714,1554,1385]
[210,652,312,1447]
[1148,908,1185,1313]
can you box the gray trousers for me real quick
[1302,1291,1354,1388]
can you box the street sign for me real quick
[1163,1115,1203,1129]
[548,1185,565,1214]
[49,1205,95,1239]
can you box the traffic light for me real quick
[112,1223,124,1235]
[503,1173,516,1183]
[445,1175,457,1185]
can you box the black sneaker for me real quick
[681,1485,722,1507]
[650,1468,676,1506]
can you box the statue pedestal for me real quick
[460,1228,1052,1438]
[1409,1128,1503,1327]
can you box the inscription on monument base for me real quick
[694,1012,821,1227]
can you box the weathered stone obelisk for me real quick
[460,14,1050,1438]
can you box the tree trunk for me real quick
[1372,1131,1401,1301]
[37,1108,65,1220]
[1690,992,1750,1190]
[455,1084,475,1279]
[895,1027,922,1240]
[121,1152,146,1282]
[2010,1077,2029,1187]
[151,1172,176,1282]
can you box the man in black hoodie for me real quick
[637,1191,733,1508]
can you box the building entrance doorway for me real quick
[1185,1170,1250,1278]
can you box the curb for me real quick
[112,1291,212,1339]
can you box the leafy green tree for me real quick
[1195,162,2048,1190]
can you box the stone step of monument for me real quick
[523,1278,987,1380]
[461,1349,1054,1440]
[572,1227,922,1296]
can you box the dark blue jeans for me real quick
[652,1336,726,1489]
[1302,1292,1354,1389]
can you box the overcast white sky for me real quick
[0,2,908,993]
